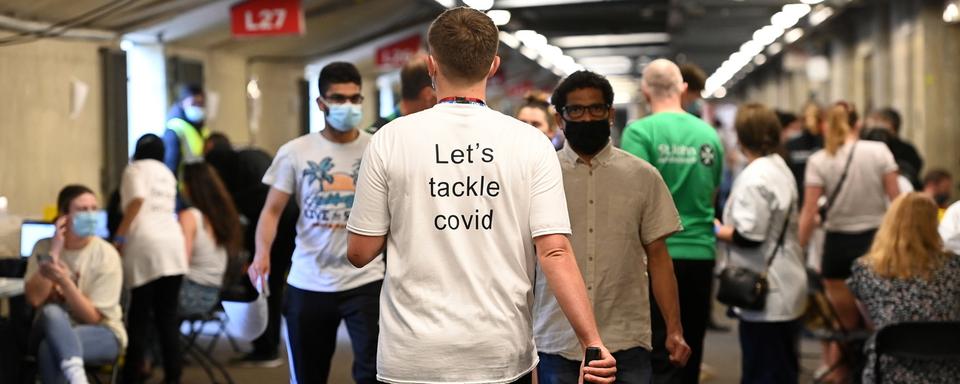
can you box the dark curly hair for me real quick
[318,62,362,96]
[550,70,614,114]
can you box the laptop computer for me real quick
[19,221,56,258]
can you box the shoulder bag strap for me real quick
[823,140,858,217]
[764,199,794,271]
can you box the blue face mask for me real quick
[325,103,363,132]
[184,105,206,123]
[71,211,104,238]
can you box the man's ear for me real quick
[678,82,689,95]
[554,111,565,132]
[427,55,438,78]
[316,96,327,113]
[609,106,616,125]
[487,56,501,79]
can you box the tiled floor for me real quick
[163,313,823,384]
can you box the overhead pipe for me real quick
[0,14,117,42]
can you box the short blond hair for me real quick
[863,193,948,280]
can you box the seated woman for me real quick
[24,185,126,384]
[177,162,243,317]
[848,192,960,384]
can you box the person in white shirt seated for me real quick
[177,162,242,317]
[24,185,126,384]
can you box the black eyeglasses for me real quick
[324,93,364,105]
[561,103,611,119]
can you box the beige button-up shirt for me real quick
[533,143,682,359]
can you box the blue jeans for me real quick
[37,304,120,384]
[538,346,652,384]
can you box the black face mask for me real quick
[563,119,610,156]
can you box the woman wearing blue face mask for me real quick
[24,185,126,384]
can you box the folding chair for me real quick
[180,305,236,384]
[802,268,870,383]
[85,288,130,384]
[873,321,960,383]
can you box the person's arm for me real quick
[798,186,823,249]
[347,233,385,268]
[882,171,901,202]
[113,198,143,252]
[535,233,616,383]
[48,261,102,324]
[645,238,691,367]
[179,210,196,265]
[24,218,66,308]
[162,129,181,175]
[249,188,290,284]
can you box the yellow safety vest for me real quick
[166,118,209,186]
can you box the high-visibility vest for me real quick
[166,117,209,172]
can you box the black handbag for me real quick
[717,205,792,311]
[818,141,857,222]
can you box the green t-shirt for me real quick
[622,112,724,260]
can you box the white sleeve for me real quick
[347,135,390,236]
[731,184,772,242]
[528,136,571,237]
[120,164,146,210]
[940,202,960,253]
[261,144,297,194]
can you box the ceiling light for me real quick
[487,10,511,26]
[801,0,824,4]
[713,87,727,99]
[767,42,783,55]
[550,33,670,49]
[784,28,804,44]
[945,1,960,23]
[809,6,834,26]
[753,54,767,66]
[578,56,633,76]
[753,25,785,45]
[495,0,607,8]
[433,0,456,7]
[498,32,520,49]
[463,0,494,11]
[516,30,548,49]
[120,39,134,51]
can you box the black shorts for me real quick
[821,229,877,279]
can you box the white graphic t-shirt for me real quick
[262,131,384,292]
[348,103,572,384]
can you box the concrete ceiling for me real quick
[0,0,806,74]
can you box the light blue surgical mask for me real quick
[71,210,105,238]
[184,105,206,123]
[325,103,363,132]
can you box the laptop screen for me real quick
[20,221,56,258]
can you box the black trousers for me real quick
[651,259,715,384]
[738,320,801,384]
[284,281,382,384]
[122,275,184,384]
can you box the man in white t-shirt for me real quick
[347,7,616,384]
[250,62,384,384]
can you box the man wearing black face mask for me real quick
[533,70,691,383]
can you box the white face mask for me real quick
[326,103,363,132]
[184,105,206,123]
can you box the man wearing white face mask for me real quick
[250,61,384,383]
[163,84,210,181]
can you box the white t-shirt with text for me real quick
[262,131,384,292]
[348,103,572,383]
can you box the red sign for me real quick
[376,34,422,70]
[230,0,305,37]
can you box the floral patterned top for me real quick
[847,254,960,384]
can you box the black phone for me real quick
[584,347,601,366]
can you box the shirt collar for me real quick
[559,141,614,167]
